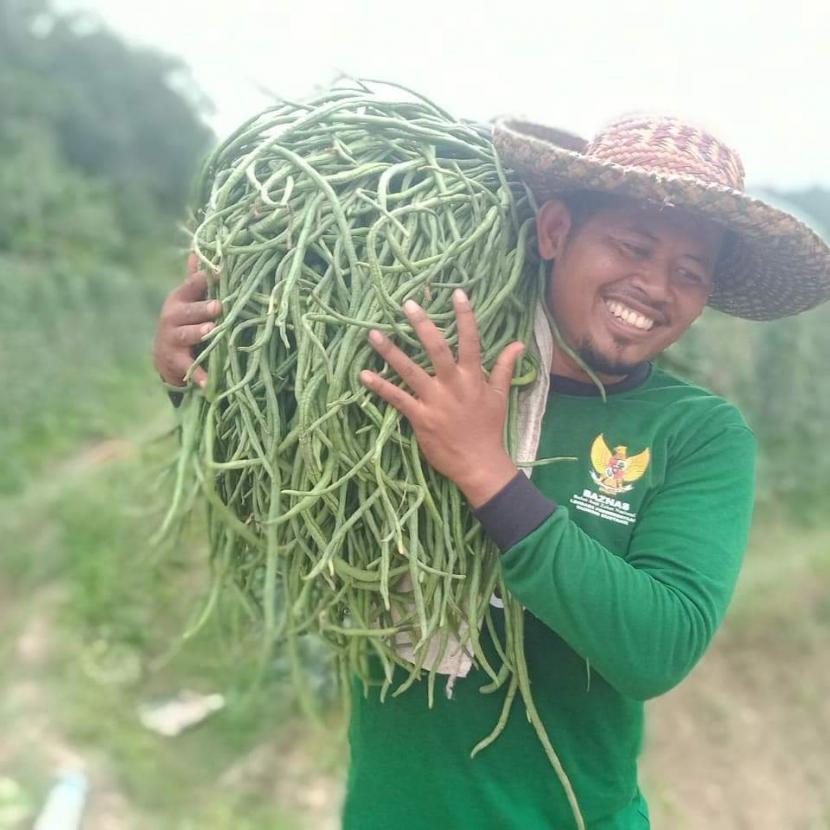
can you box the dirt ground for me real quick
[643,642,830,830]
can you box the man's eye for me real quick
[678,268,706,285]
[617,240,649,258]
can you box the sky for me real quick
[65,0,830,190]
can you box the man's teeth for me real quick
[605,300,655,331]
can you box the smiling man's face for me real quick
[537,195,724,383]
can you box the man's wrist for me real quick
[473,472,558,552]
[454,452,521,509]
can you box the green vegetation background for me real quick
[1,1,828,826]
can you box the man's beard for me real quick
[575,340,645,378]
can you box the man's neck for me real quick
[549,349,628,385]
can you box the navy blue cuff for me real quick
[473,472,557,552]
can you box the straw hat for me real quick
[494,115,830,321]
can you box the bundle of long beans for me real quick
[164,80,583,828]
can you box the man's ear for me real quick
[536,200,572,261]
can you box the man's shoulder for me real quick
[641,365,754,436]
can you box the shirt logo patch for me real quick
[569,434,650,527]
[589,434,650,495]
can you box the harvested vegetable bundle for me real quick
[164,80,583,827]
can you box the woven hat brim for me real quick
[494,118,830,321]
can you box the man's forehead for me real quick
[590,199,724,249]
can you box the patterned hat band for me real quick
[584,116,746,191]
[492,114,830,321]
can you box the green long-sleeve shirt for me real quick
[343,364,756,829]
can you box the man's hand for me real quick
[153,253,222,388]
[359,289,524,509]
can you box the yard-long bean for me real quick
[166,80,583,830]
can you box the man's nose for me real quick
[630,259,673,304]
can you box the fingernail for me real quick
[360,370,374,385]
[368,329,384,345]
[197,377,207,388]
[403,300,420,315]
[201,323,214,336]
[208,300,220,314]
[453,288,468,304]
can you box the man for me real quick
[153,114,830,828]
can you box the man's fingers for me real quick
[171,322,215,347]
[453,289,481,370]
[158,352,196,387]
[367,330,432,397]
[187,252,200,278]
[168,352,209,387]
[166,298,221,326]
[190,366,209,388]
[488,342,526,396]
[174,270,209,302]
[402,300,455,378]
[359,370,418,421]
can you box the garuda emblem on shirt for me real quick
[589,434,651,495]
